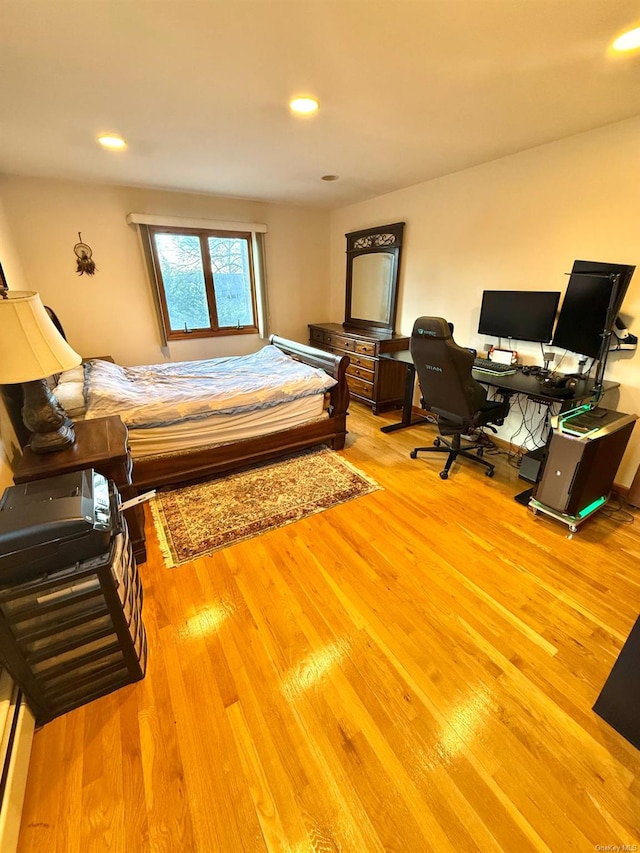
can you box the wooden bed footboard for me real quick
[131,336,351,490]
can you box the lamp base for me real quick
[29,422,76,453]
[22,378,76,454]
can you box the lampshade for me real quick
[0,292,82,384]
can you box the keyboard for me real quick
[473,357,517,376]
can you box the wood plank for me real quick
[16,403,640,851]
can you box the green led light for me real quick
[561,403,591,423]
[577,496,606,518]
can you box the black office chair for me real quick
[409,317,510,479]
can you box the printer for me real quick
[0,469,120,583]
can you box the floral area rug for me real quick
[150,446,381,567]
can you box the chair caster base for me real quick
[439,470,449,480]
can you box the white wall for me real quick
[0,176,330,366]
[330,117,640,486]
[0,195,28,490]
[3,119,639,485]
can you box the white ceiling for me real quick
[2,0,639,208]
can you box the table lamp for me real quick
[0,290,82,453]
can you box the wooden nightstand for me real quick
[12,415,147,564]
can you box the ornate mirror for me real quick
[344,222,404,333]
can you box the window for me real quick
[148,225,259,340]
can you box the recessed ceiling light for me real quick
[97,134,127,150]
[612,26,640,51]
[289,97,319,115]
[321,175,339,182]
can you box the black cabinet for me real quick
[0,514,146,725]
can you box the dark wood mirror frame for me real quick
[344,221,405,333]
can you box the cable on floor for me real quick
[601,493,636,524]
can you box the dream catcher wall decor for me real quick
[73,232,97,276]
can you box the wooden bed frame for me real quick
[3,336,350,491]
[130,335,350,490]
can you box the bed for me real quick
[24,335,350,490]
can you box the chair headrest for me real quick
[411,317,453,341]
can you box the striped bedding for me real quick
[82,345,337,429]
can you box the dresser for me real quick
[309,323,409,414]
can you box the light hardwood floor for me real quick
[17,404,640,852]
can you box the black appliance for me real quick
[0,469,113,582]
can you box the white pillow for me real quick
[54,382,86,417]
[57,365,85,385]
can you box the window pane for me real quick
[154,234,211,331]
[208,237,255,327]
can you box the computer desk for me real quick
[379,350,619,433]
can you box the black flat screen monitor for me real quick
[552,260,636,359]
[478,290,561,343]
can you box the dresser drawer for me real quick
[324,333,355,352]
[348,352,375,371]
[347,375,373,400]
[310,329,356,352]
[355,340,377,357]
[347,363,374,383]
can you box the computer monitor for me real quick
[552,260,636,359]
[478,290,561,343]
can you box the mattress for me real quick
[126,393,327,458]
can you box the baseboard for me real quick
[0,671,35,853]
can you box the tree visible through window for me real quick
[149,226,258,340]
